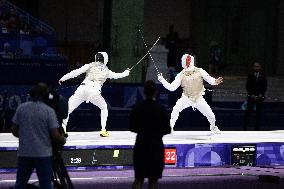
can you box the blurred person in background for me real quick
[0,42,14,59]
[244,62,267,130]
[209,41,221,76]
[165,24,179,82]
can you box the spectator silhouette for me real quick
[130,80,171,189]
[165,24,179,81]
[209,41,221,76]
[11,83,66,189]
[0,42,14,59]
[244,62,267,130]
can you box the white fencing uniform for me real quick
[158,54,220,132]
[59,52,129,132]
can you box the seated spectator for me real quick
[0,42,14,59]
[14,47,24,59]
[5,13,18,33]
[31,25,44,35]
[0,17,5,33]
[33,35,47,55]
[19,23,30,35]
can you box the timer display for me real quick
[0,147,177,168]
[62,148,133,166]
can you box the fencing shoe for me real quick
[210,125,221,134]
[100,130,110,137]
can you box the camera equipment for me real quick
[52,145,74,189]
[45,88,74,189]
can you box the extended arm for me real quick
[262,74,267,96]
[246,74,253,95]
[158,73,181,91]
[200,68,223,85]
[59,64,90,84]
[108,69,130,79]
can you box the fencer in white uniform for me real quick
[158,54,223,134]
[59,52,130,137]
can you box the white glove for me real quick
[58,79,63,85]
[157,73,164,81]
[123,68,130,76]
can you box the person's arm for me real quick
[129,106,139,133]
[11,124,19,138]
[158,73,181,91]
[160,107,171,135]
[48,109,66,145]
[200,68,223,85]
[108,69,130,79]
[262,74,267,95]
[246,74,253,96]
[11,106,20,138]
[50,128,66,145]
[59,64,90,85]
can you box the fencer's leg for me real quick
[195,97,220,134]
[90,95,109,137]
[170,96,190,132]
[62,93,84,133]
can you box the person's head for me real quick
[3,42,11,52]
[209,41,218,47]
[95,52,108,66]
[253,62,262,73]
[29,83,49,101]
[181,54,195,70]
[169,24,174,33]
[15,48,23,55]
[144,80,157,100]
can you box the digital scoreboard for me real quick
[231,145,256,166]
[62,149,133,166]
[0,147,177,168]
[62,148,177,167]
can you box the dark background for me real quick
[9,0,284,76]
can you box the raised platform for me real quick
[1,131,284,172]
[1,131,284,147]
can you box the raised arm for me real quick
[108,69,130,79]
[200,68,223,85]
[158,73,181,91]
[59,64,90,84]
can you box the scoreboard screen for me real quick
[62,148,177,167]
[231,145,256,166]
[62,149,133,166]
[0,147,177,168]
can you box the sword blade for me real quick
[129,37,160,71]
